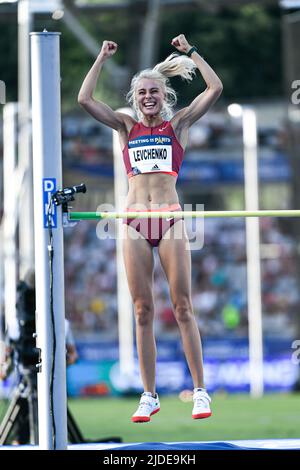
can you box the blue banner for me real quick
[66,338,299,396]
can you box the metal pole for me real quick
[243,107,264,398]
[139,0,161,69]
[30,31,67,450]
[18,0,34,278]
[113,109,135,383]
[3,104,19,341]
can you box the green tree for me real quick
[159,4,282,105]
[0,4,283,110]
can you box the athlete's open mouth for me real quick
[144,102,156,109]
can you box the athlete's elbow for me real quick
[213,81,223,96]
[78,94,91,107]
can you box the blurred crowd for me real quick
[64,216,299,340]
[61,109,297,340]
[62,115,112,168]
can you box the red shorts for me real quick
[123,204,182,248]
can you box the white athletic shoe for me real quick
[131,392,160,423]
[192,389,212,419]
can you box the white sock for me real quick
[143,391,157,398]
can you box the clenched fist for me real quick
[98,40,118,60]
[171,34,192,54]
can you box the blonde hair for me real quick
[126,53,197,120]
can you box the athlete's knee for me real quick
[173,298,193,323]
[134,299,153,326]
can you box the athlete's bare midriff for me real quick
[126,173,179,209]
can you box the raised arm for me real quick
[171,34,223,129]
[78,41,134,132]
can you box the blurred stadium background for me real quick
[0,0,300,445]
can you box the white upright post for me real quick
[30,31,67,450]
[3,104,19,341]
[113,108,135,382]
[18,0,34,278]
[243,108,264,398]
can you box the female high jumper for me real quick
[78,33,223,423]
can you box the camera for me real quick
[12,280,40,369]
[52,183,86,207]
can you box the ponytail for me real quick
[153,53,196,82]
